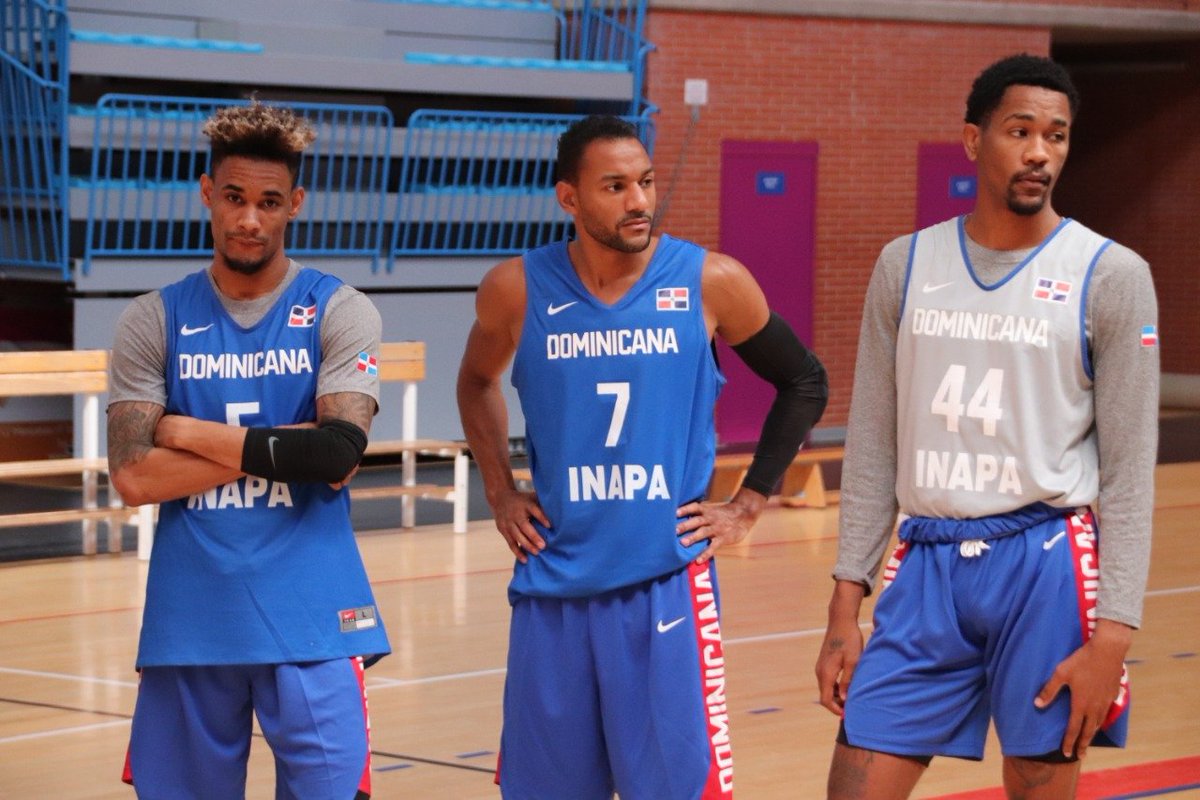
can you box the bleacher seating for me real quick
[76,95,394,274]
[1,0,657,552]
[4,0,655,282]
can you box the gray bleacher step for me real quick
[67,0,632,101]
[67,109,560,157]
[70,29,264,53]
[67,184,565,224]
[69,44,635,101]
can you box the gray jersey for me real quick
[835,221,1158,628]
[896,217,1104,518]
[109,260,382,411]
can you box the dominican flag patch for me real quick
[1033,277,1071,303]
[1140,325,1158,347]
[356,351,378,375]
[656,287,689,311]
[288,304,317,327]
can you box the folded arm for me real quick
[107,400,244,506]
[154,391,375,485]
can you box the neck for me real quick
[210,254,290,300]
[963,205,1062,251]
[568,236,658,296]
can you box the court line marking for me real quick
[0,718,130,745]
[3,583,1197,694]
[0,666,136,688]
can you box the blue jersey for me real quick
[510,235,725,600]
[136,267,390,667]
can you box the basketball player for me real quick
[814,54,1159,799]
[107,102,388,799]
[457,115,828,799]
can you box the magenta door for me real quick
[717,140,817,446]
[917,142,976,228]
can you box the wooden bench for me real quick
[353,342,470,533]
[0,350,154,555]
[707,446,844,508]
[511,445,843,509]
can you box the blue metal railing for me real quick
[83,95,393,273]
[557,0,650,114]
[0,0,69,278]
[399,1,651,116]
[390,109,653,259]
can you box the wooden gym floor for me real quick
[0,461,1197,799]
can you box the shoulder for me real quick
[1085,239,1155,323]
[321,285,381,340]
[326,283,379,318]
[478,256,527,305]
[871,233,917,291]
[1087,239,1152,296]
[116,290,165,333]
[1093,239,1149,274]
[880,232,916,264]
[700,249,752,289]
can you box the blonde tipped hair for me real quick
[203,101,316,183]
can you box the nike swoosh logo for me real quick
[547,301,578,316]
[657,617,686,634]
[180,323,214,336]
[1043,531,1066,551]
[268,436,279,470]
[922,281,955,294]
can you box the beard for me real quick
[1006,192,1047,216]
[223,255,270,275]
[218,237,273,274]
[1006,171,1051,216]
[579,213,653,253]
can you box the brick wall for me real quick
[1054,44,1200,375]
[643,10,1200,429]
[644,13,1049,427]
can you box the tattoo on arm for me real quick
[317,392,375,434]
[107,401,164,472]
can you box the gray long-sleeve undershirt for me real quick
[834,229,1159,628]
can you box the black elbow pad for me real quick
[241,419,368,483]
[731,313,829,496]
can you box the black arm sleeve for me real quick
[730,312,829,497]
[241,418,368,483]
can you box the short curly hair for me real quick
[965,54,1080,127]
[202,101,316,183]
[556,115,641,184]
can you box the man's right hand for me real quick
[815,580,867,716]
[490,488,550,564]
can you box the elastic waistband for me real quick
[899,502,1075,544]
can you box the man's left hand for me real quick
[675,488,766,563]
[1034,618,1133,758]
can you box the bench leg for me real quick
[136,505,156,560]
[779,463,828,508]
[452,452,468,534]
[706,467,748,503]
[106,486,123,554]
[401,450,416,529]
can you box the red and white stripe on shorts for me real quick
[686,560,735,798]
[1065,510,1130,728]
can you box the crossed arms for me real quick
[107,391,375,507]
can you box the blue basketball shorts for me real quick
[843,506,1130,761]
[498,561,735,800]
[122,657,373,799]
